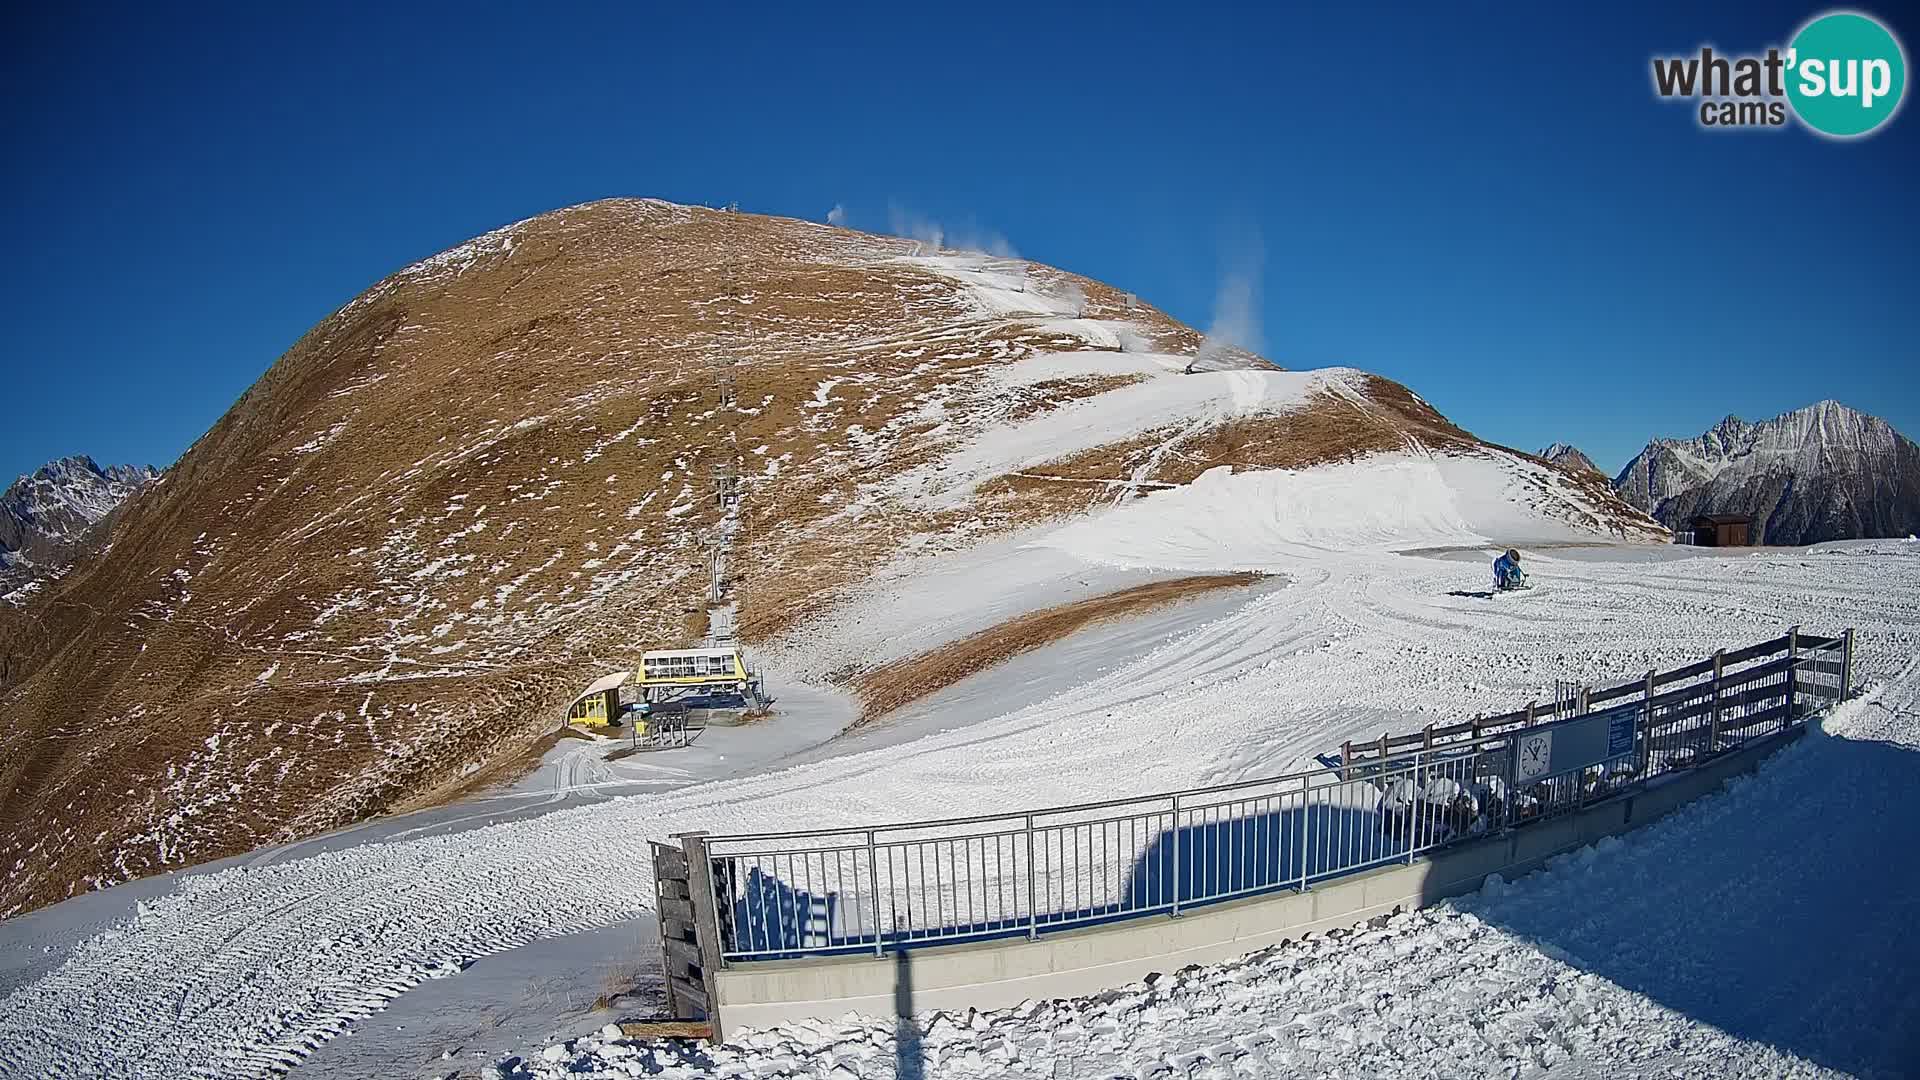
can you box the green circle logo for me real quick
[1787,11,1907,137]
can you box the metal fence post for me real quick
[1841,628,1855,702]
[1295,776,1311,892]
[1406,750,1421,865]
[1504,727,1521,828]
[1170,793,1183,917]
[1708,650,1725,751]
[866,830,883,957]
[1024,815,1037,940]
[1787,625,1801,726]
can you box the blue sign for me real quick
[1607,710,1637,757]
[1520,705,1642,781]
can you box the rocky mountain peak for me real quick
[0,454,161,599]
[1613,400,1919,545]
[1538,443,1602,477]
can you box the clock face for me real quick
[1517,733,1553,781]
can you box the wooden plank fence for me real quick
[1341,627,1851,771]
[652,833,726,1035]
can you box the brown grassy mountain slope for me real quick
[0,199,1660,913]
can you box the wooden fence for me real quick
[1340,626,1851,770]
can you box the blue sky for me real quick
[2,2,1914,483]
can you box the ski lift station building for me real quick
[563,645,763,730]
[638,646,755,700]
[565,670,630,728]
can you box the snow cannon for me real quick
[1493,549,1530,592]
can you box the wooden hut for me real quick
[1691,513,1753,547]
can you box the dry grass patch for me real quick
[1000,374,1150,423]
[852,573,1265,723]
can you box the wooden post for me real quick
[1708,650,1725,751]
[1841,628,1855,700]
[1378,731,1389,760]
[652,840,710,1026]
[1577,686,1590,715]
[677,830,727,1041]
[1786,625,1800,727]
[1423,723,1434,751]
[1503,717,1523,827]
[1341,740,1352,781]
[1525,701,1538,728]
[1639,670,1656,776]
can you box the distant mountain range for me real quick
[1612,401,1920,545]
[0,455,160,600]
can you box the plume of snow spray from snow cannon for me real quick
[1057,281,1087,316]
[886,203,1019,259]
[1188,230,1267,373]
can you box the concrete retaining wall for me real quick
[712,727,1804,1033]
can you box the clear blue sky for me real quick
[2,2,1914,483]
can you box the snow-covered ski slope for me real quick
[1,492,1917,1077]
[514,661,1920,1080]
[0,201,1654,918]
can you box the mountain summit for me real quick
[0,199,1660,913]
[0,455,159,600]
[1538,443,1603,478]
[1613,400,1920,544]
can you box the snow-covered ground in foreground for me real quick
[506,661,1920,1080]
[2,511,1918,1076]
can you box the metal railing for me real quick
[696,629,1853,962]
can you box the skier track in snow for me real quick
[1,542,1917,1078]
[517,659,1920,1079]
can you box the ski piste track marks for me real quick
[521,661,1920,1080]
[1,544,1917,1078]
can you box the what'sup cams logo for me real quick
[1652,10,1906,137]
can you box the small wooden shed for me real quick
[1691,513,1753,547]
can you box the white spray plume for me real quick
[1192,226,1267,372]
[887,202,1018,258]
[826,203,847,226]
[1057,281,1087,317]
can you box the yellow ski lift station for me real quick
[565,670,631,728]
[564,647,764,733]
[638,646,749,691]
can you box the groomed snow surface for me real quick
[1,453,1918,1078]
[507,665,1920,1080]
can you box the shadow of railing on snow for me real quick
[1436,731,1920,1077]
